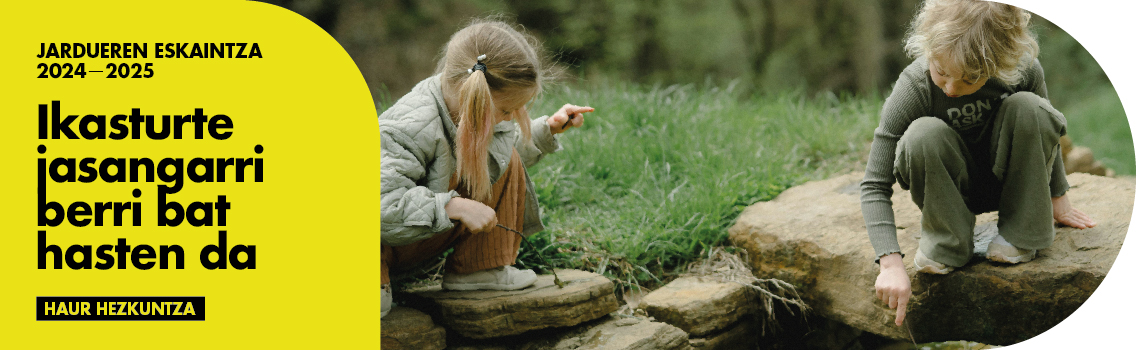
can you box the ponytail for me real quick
[455,70,495,202]
[439,19,559,202]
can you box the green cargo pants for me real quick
[894,92,1068,267]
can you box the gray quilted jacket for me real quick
[379,75,561,246]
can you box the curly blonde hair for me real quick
[904,0,1038,86]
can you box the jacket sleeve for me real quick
[380,117,458,247]
[515,115,561,168]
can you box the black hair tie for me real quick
[467,54,488,74]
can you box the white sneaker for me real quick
[986,234,1036,264]
[381,284,392,319]
[914,249,953,275]
[441,266,538,291]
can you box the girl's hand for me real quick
[1052,194,1097,229]
[445,197,497,233]
[548,104,594,134]
[874,253,911,327]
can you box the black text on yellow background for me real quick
[0,1,381,347]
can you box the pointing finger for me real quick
[895,299,908,326]
[566,105,594,114]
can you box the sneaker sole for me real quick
[915,263,953,275]
[914,250,953,275]
[986,251,1036,264]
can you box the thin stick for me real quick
[904,319,919,349]
[498,224,565,288]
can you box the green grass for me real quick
[1037,21,1135,175]
[1058,86,1133,175]
[517,82,882,288]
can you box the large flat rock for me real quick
[402,269,619,339]
[639,276,755,337]
[381,307,446,350]
[728,172,1132,345]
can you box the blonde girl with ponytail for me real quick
[378,19,594,318]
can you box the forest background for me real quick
[264,0,1132,287]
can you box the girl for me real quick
[860,0,1096,327]
[378,19,594,318]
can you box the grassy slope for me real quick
[521,83,881,288]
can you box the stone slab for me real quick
[403,269,619,339]
[639,276,756,337]
[381,307,446,350]
[556,316,691,350]
[728,172,1132,345]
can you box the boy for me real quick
[860,0,1096,327]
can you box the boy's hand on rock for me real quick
[446,197,498,233]
[874,253,911,327]
[548,104,593,134]
[1052,194,1097,229]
